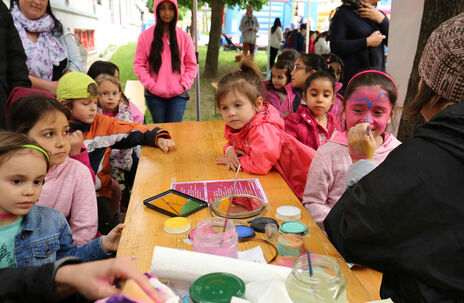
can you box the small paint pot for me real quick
[235,225,256,242]
[190,272,245,303]
[277,234,305,257]
[249,217,279,233]
[279,221,308,236]
[276,206,301,221]
[163,217,191,234]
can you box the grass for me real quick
[110,44,268,123]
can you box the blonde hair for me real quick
[215,56,263,108]
[95,74,127,107]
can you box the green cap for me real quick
[56,71,99,100]
[190,272,245,303]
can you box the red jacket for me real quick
[284,104,341,150]
[224,103,315,200]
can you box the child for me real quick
[322,53,345,123]
[302,70,401,229]
[263,60,294,111]
[215,57,315,201]
[56,71,175,234]
[0,131,122,268]
[279,54,328,117]
[284,71,341,150]
[7,94,98,246]
[87,60,144,124]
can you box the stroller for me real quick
[222,33,241,51]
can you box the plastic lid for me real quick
[249,217,279,233]
[276,206,301,221]
[164,217,191,234]
[279,221,308,236]
[235,225,255,242]
[190,272,245,303]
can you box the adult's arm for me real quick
[277,27,283,42]
[253,16,260,32]
[239,15,246,33]
[133,31,158,96]
[29,75,58,96]
[179,33,198,91]
[59,32,83,72]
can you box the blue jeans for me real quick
[145,94,188,123]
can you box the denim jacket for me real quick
[14,206,110,267]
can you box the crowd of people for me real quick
[0,0,463,302]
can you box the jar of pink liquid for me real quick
[192,217,238,258]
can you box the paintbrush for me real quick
[223,162,241,232]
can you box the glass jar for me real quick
[192,217,238,258]
[285,254,347,303]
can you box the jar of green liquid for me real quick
[285,254,347,303]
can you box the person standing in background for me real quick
[269,18,283,68]
[239,5,259,57]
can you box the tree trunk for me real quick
[204,0,224,78]
[397,0,464,142]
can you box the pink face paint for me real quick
[345,87,392,136]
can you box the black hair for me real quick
[321,53,344,82]
[271,18,282,34]
[7,94,71,135]
[87,61,120,80]
[10,0,63,36]
[304,71,335,93]
[277,49,300,65]
[299,54,328,73]
[149,1,181,74]
[300,23,307,30]
[267,59,294,90]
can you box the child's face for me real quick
[0,150,46,218]
[28,111,71,167]
[304,78,334,118]
[345,86,392,138]
[330,62,342,83]
[158,1,175,24]
[219,91,263,130]
[271,68,288,91]
[99,80,121,114]
[291,59,312,89]
[70,98,98,124]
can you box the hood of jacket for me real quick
[154,0,179,23]
[225,102,284,141]
[415,102,464,161]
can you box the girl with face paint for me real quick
[301,70,401,230]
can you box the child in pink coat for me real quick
[263,59,293,111]
[284,71,342,150]
[302,70,401,229]
[216,58,315,201]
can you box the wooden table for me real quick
[117,120,381,302]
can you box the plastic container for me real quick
[285,254,347,303]
[190,272,245,303]
[192,217,238,258]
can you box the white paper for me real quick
[238,246,267,264]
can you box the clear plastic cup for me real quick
[192,217,238,258]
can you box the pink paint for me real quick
[345,86,392,135]
[192,217,238,258]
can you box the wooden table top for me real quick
[117,120,380,302]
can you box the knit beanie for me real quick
[419,13,464,103]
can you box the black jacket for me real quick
[324,102,464,302]
[0,2,31,129]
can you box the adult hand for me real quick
[359,2,385,24]
[157,137,176,154]
[366,30,386,47]
[101,224,124,252]
[54,257,161,302]
[347,123,377,163]
[69,130,84,156]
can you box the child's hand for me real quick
[157,137,176,154]
[348,123,377,163]
[101,224,124,253]
[69,130,84,156]
[217,148,243,171]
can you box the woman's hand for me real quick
[156,138,176,154]
[359,2,385,23]
[366,30,386,47]
[348,123,377,163]
[101,224,124,252]
[217,147,243,171]
[69,130,84,156]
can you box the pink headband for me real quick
[347,70,398,94]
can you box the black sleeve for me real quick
[0,263,55,303]
[110,126,170,150]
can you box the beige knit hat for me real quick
[419,13,464,103]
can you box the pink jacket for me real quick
[37,157,98,246]
[224,102,315,200]
[284,104,341,150]
[263,80,289,111]
[278,83,299,117]
[129,100,144,124]
[302,131,401,230]
[328,81,344,126]
[133,0,197,99]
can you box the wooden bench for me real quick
[124,80,146,116]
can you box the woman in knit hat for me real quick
[324,13,464,302]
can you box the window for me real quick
[75,29,95,51]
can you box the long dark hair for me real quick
[10,0,63,36]
[271,18,281,34]
[148,1,181,74]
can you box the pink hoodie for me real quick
[302,131,401,229]
[133,0,197,98]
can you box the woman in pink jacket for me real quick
[133,0,197,123]
[216,58,315,201]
